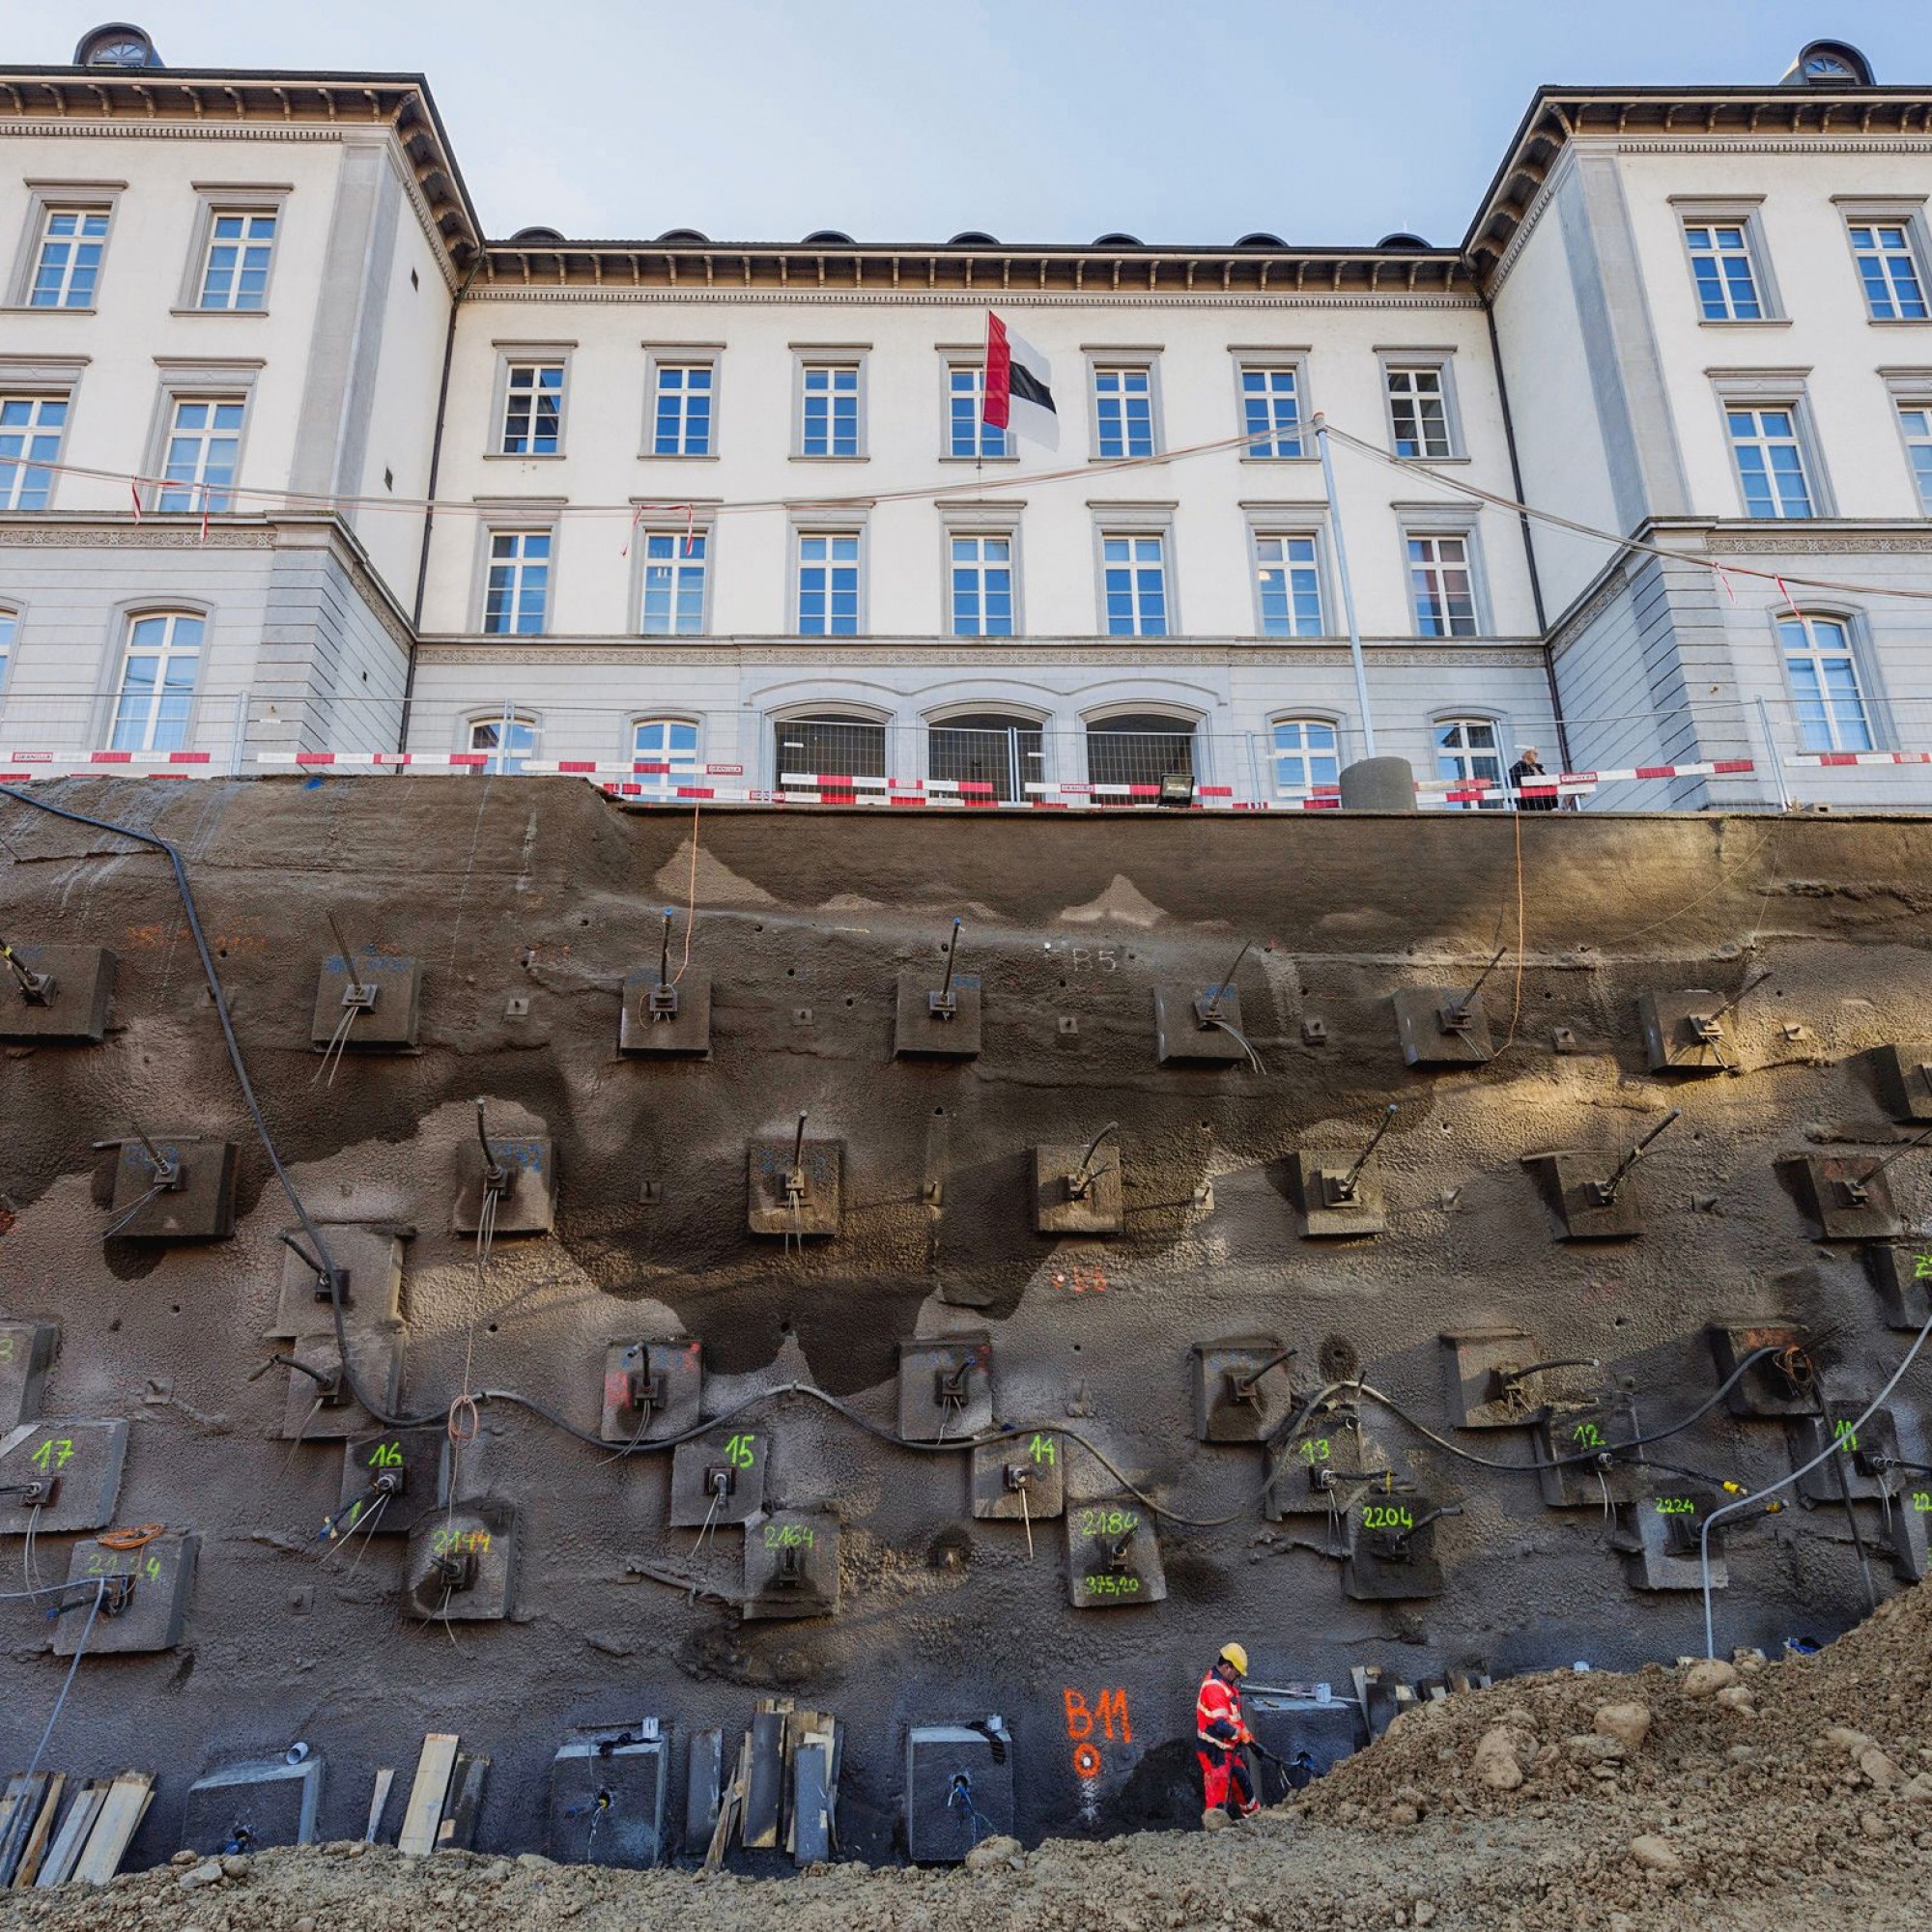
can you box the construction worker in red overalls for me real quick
[1196,1641,1260,1829]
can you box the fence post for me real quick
[228,688,251,777]
[1753,696,1791,812]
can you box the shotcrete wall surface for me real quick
[1,779,1929,1865]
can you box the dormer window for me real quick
[73,23,161,68]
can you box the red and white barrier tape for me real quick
[1784,751,1932,768]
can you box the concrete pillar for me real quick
[1338,755,1416,811]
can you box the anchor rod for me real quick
[1598,1108,1683,1202]
[936,919,963,1007]
[1336,1104,1398,1197]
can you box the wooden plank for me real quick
[0,1776,42,1886]
[435,1754,489,1852]
[37,1783,102,1888]
[702,1734,749,1872]
[71,1772,154,1886]
[12,1775,64,1888]
[363,1767,395,1844]
[397,1735,459,1858]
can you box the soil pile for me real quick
[5,1584,1929,1932]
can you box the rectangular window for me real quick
[639,529,707,636]
[1102,533,1168,637]
[1407,533,1478,637]
[1094,367,1154,459]
[501,363,564,456]
[1781,614,1873,753]
[948,364,1008,459]
[1684,222,1764,321]
[1239,365,1303,458]
[1727,406,1814,518]
[1386,367,1453,458]
[950,533,1015,637]
[0,607,14,687]
[797,531,861,635]
[1898,403,1932,513]
[197,211,277,311]
[110,612,202,753]
[652,363,714,456]
[800,364,860,457]
[1848,220,1929,321]
[1255,534,1323,637]
[29,209,110,308]
[156,396,245,512]
[483,529,552,635]
[0,396,69,510]
[1272,719,1340,795]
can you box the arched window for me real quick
[469,713,538,772]
[1086,713,1195,791]
[110,611,202,752]
[1779,614,1873,752]
[1434,716,1504,809]
[633,718,699,763]
[1271,718,1340,796]
[774,713,887,781]
[928,711,1042,803]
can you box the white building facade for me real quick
[1,27,1928,808]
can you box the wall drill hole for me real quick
[170,1304,182,1316]
[786,967,796,978]
[844,996,855,1007]
[487,1322,499,1335]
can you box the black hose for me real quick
[1351,1350,1782,1476]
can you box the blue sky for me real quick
[24,2,1932,244]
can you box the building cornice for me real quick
[415,638,1548,669]
[0,68,480,280]
[1466,87,1932,285]
[463,287,1483,313]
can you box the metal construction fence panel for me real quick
[1,690,1930,811]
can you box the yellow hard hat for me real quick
[1218,1642,1249,1676]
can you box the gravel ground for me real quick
[6,1580,1928,1932]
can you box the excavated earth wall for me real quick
[0,778,1929,1871]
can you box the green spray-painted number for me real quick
[1078,1507,1138,1538]
[1833,1420,1860,1454]
[724,1434,756,1469]
[1654,1497,1697,1516]
[1571,1421,1606,1448]
[1360,1504,1413,1532]
[367,1440,405,1468]
[1082,1573,1141,1597]
[1913,1253,1932,1280]
[1298,1437,1332,1464]
[1030,1434,1058,1466]
[28,1437,72,1472]
[762,1521,813,1548]
[1911,1492,1932,1513]
[0,1335,15,1363]
[85,1550,162,1581]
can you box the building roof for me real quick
[1,56,1925,296]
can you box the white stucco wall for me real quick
[419,294,1539,645]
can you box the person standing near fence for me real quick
[1509,747,1559,811]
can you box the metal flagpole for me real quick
[1314,413,1378,760]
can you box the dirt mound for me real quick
[6,1587,1930,1932]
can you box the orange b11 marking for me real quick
[1063,1687,1132,1779]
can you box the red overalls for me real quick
[1195,1669,1259,1818]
